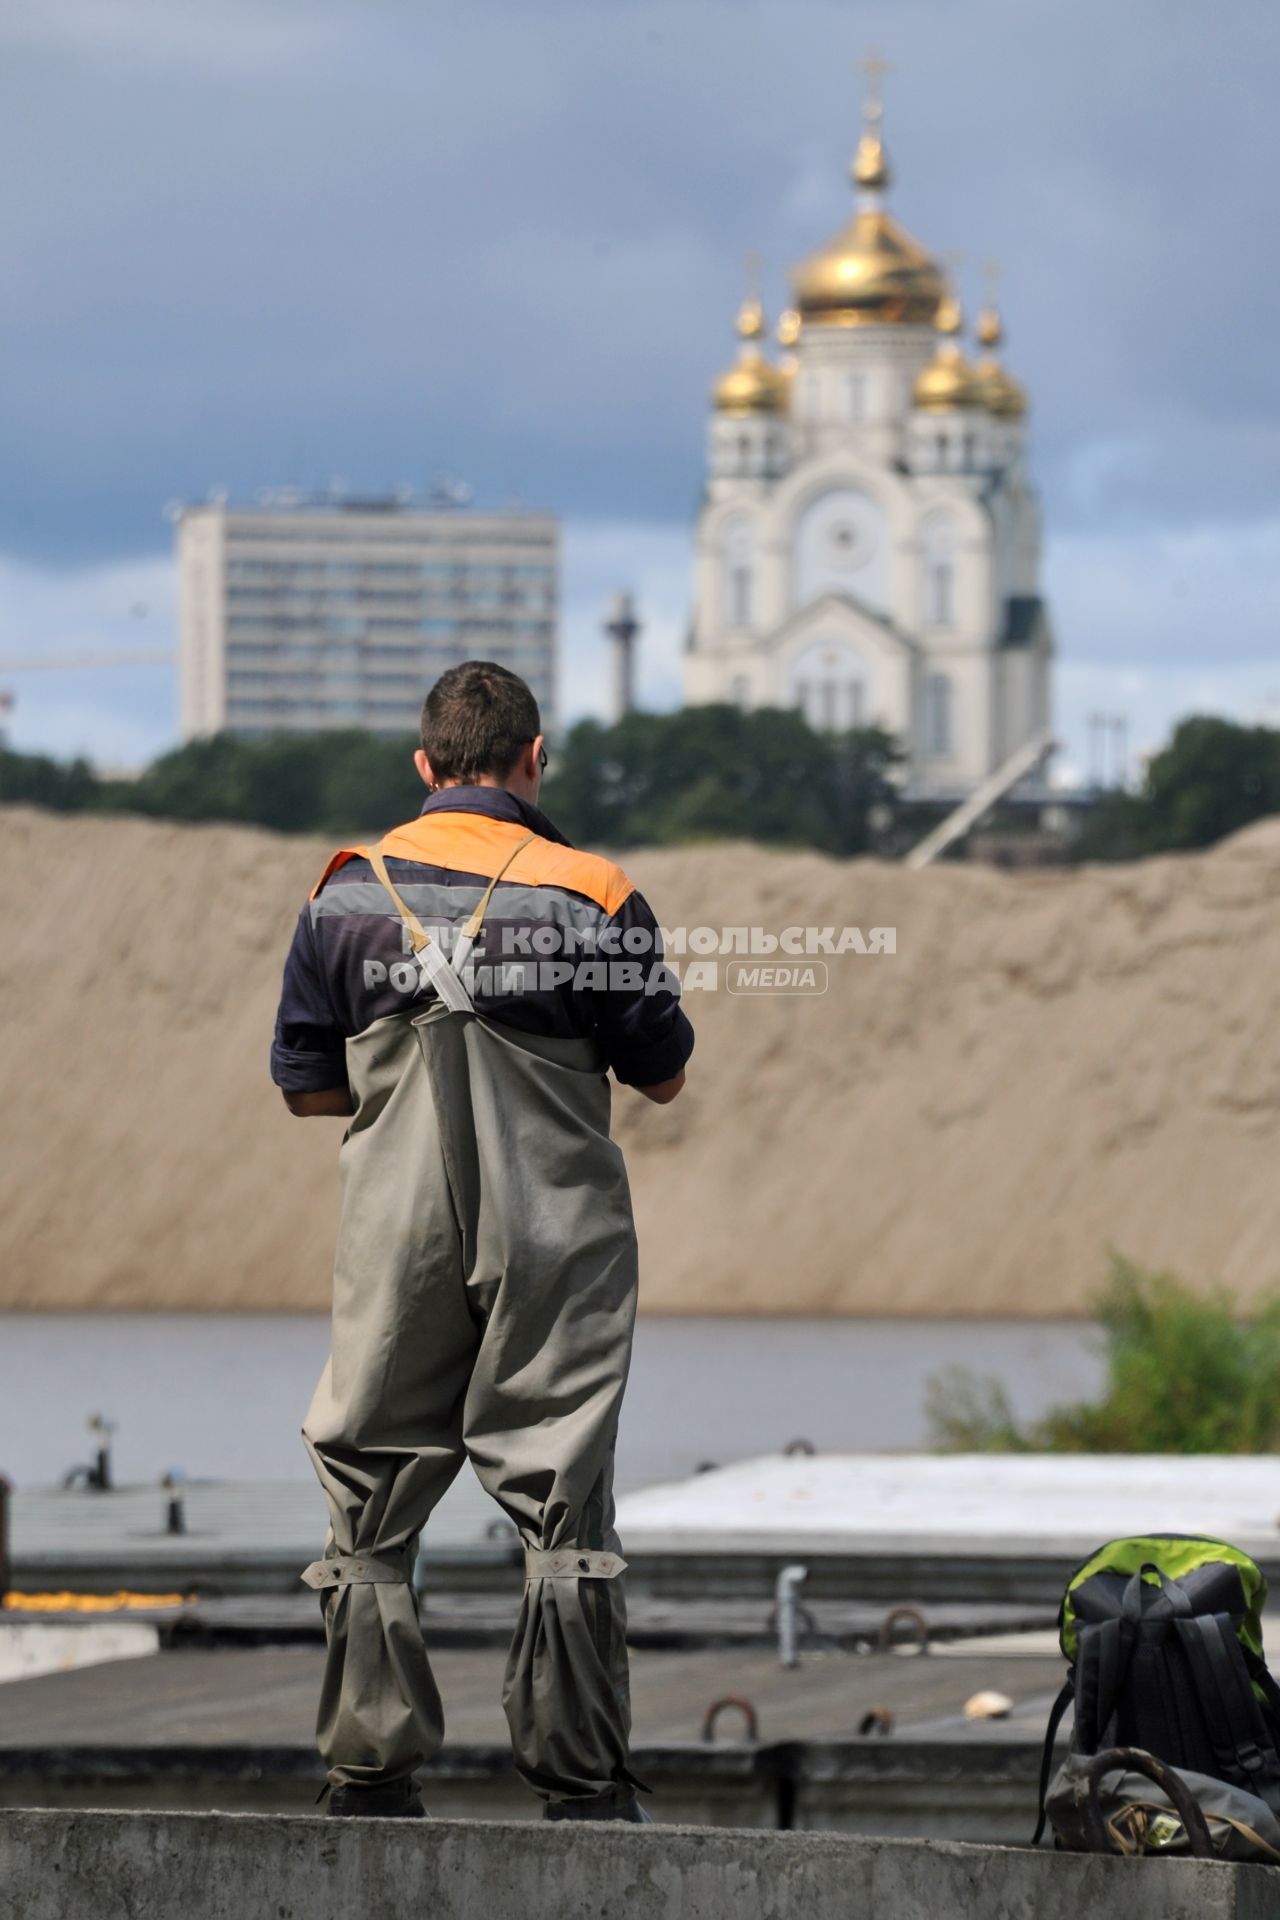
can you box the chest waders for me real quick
[300,831,641,1806]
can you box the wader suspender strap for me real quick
[368,829,537,1014]
[451,830,537,977]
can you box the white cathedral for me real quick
[684,86,1053,801]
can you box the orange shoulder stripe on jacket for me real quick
[311,813,634,916]
[309,845,369,899]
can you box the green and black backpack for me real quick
[1036,1534,1280,1862]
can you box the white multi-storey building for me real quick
[178,497,558,740]
[685,90,1052,800]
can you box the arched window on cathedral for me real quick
[729,673,750,710]
[921,513,957,628]
[788,641,868,733]
[723,517,755,630]
[847,371,868,423]
[925,671,953,756]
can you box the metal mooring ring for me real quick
[878,1604,930,1654]
[701,1695,760,1744]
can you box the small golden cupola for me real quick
[790,63,945,329]
[711,294,789,416]
[775,307,802,387]
[972,303,1028,419]
[912,290,984,412]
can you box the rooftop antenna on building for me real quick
[430,475,472,509]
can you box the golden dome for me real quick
[711,296,788,416]
[792,209,945,329]
[974,358,1028,418]
[912,293,984,411]
[790,96,943,329]
[972,304,1028,417]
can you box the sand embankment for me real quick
[2,805,1278,1314]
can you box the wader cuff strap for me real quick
[301,1551,411,1591]
[524,1547,627,1580]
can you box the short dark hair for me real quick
[420,661,541,784]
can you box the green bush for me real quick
[1077,716,1280,860]
[927,1256,1280,1453]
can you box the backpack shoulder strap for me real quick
[1032,1675,1076,1846]
[1074,1614,1136,1755]
[1176,1613,1280,1790]
[1245,1648,1280,1730]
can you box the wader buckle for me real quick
[301,1550,411,1591]
[524,1547,627,1581]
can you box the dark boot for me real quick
[544,1786,652,1823]
[327,1776,427,1818]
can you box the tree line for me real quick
[0,707,901,853]
[1,708,1277,859]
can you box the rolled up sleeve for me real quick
[592,890,695,1088]
[269,908,350,1094]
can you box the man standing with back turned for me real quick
[270,662,693,1823]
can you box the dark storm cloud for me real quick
[0,0,1276,567]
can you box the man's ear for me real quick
[414,748,435,790]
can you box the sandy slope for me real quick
[2,804,1278,1315]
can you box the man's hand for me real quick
[283,1088,355,1118]
[635,1070,685,1106]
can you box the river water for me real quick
[0,1315,1104,1492]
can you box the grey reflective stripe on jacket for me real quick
[301,828,640,1801]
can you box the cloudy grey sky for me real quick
[1,0,1277,778]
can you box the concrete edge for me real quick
[0,1806,1268,1920]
